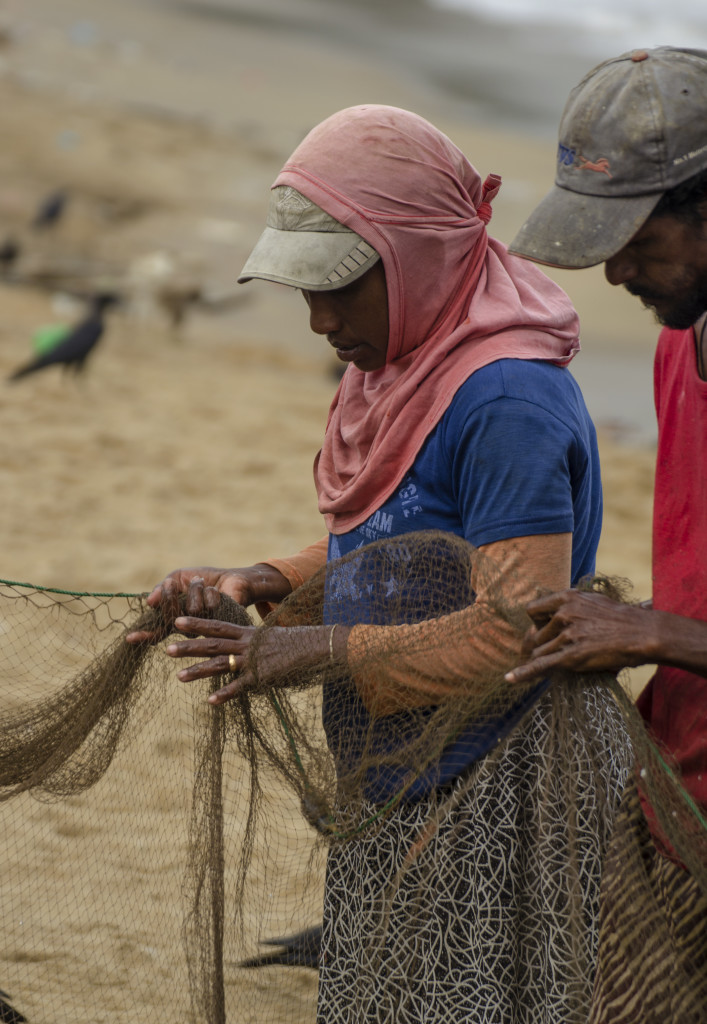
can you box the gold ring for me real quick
[228,653,238,672]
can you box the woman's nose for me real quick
[604,247,638,287]
[306,292,341,335]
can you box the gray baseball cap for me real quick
[509,47,707,269]
[238,185,380,290]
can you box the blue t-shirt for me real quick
[322,359,602,802]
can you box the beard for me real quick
[626,280,707,330]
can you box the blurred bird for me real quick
[0,236,20,274]
[154,280,202,333]
[0,988,27,1024]
[7,292,119,383]
[237,924,322,969]
[330,361,346,383]
[31,188,69,231]
[152,281,252,337]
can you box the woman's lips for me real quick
[334,343,366,363]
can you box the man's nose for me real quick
[604,248,638,287]
[307,293,341,335]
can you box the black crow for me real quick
[31,188,68,231]
[7,293,119,383]
[237,924,322,969]
[0,988,27,1024]
[0,237,20,274]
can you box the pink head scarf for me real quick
[274,105,580,534]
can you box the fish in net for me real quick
[0,530,705,1023]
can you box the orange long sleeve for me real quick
[264,537,329,591]
[347,533,572,717]
[255,537,329,618]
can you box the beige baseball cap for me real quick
[238,185,380,290]
[509,47,707,269]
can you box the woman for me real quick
[128,105,632,1023]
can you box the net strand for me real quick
[1,532,705,1023]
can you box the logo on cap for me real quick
[577,154,613,177]
[558,143,613,178]
[276,187,314,230]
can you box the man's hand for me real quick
[505,589,652,683]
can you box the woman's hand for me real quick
[166,615,258,703]
[125,564,292,645]
[166,617,350,705]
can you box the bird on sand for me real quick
[0,988,27,1024]
[0,236,20,274]
[7,292,119,383]
[154,280,202,333]
[31,188,69,231]
[153,280,252,335]
[237,924,322,969]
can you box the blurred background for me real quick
[0,0,699,604]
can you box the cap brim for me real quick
[238,224,376,291]
[508,184,663,269]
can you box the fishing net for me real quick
[1,530,705,1024]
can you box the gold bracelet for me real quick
[328,623,337,663]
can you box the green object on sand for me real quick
[32,323,70,355]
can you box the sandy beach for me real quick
[0,2,660,1021]
[0,0,657,589]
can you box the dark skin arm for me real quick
[163,532,572,706]
[165,616,351,705]
[505,589,707,683]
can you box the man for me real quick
[505,46,707,813]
